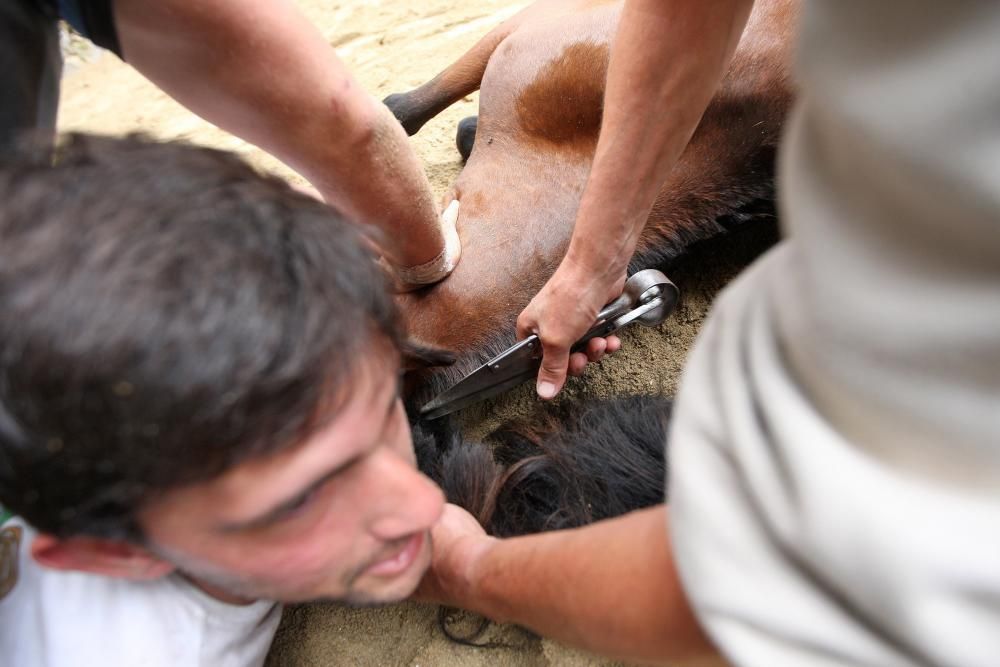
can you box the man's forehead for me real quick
[217,355,400,482]
[141,353,402,528]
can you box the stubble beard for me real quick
[156,532,431,606]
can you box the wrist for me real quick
[443,534,500,614]
[560,245,628,293]
[564,177,650,286]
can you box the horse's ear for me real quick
[401,338,457,371]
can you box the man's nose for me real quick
[365,447,445,540]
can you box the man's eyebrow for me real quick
[219,377,401,533]
[220,464,348,533]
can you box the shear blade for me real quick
[419,369,537,420]
[418,287,674,419]
[419,336,542,420]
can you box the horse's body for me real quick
[388,0,798,398]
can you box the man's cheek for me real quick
[222,527,351,584]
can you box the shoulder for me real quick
[0,518,196,665]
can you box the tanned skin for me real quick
[418,505,714,663]
[421,1,756,662]
[113,0,452,275]
[517,0,756,398]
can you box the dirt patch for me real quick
[56,1,773,664]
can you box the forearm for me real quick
[565,0,754,284]
[113,0,442,266]
[444,507,713,663]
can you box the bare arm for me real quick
[418,504,714,663]
[113,0,456,279]
[517,0,755,397]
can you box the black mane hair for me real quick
[414,394,672,537]
[412,395,672,647]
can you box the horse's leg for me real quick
[383,0,597,135]
[382,18,520,135]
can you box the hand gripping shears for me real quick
[419,269,678,420]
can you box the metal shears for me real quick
[419,269,679,420]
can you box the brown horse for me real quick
[388,0,798,402]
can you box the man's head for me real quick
[0,134,443,604]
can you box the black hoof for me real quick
[456,116,478,161]
[383,92,426,136]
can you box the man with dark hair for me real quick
[0,0,460,289]
[0,134,445,665]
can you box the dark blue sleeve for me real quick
[0,0,62,152]
[58,0,122,58]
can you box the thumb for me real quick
[536,340,570,400]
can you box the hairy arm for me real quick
[419,504,714,663]
[518,0,755,397]
[113,0,451,274]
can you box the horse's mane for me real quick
[413,394,672,536]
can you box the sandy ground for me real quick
[57,1,774,664]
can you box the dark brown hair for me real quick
[0,134,401,539]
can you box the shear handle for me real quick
[591,269,673,324]
[594,292,633,324]
[571,296,667,353]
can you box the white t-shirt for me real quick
[669,1,1000,666]
[0,516,281,667]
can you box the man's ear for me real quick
[31,533,175,580]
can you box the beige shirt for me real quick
[670,1,1000,665]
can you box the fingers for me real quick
[568,352,589,377]
[414,503,491,605]
[585,337,607,362]
[517,297,571,398]
[569,338,604,376]
[520,300,624,394]
[568,337,622,377]
[536,338,571,399]
[517,268,628,399]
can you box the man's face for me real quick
[137,358,444,606]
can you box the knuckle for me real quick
[538,329,574,350]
